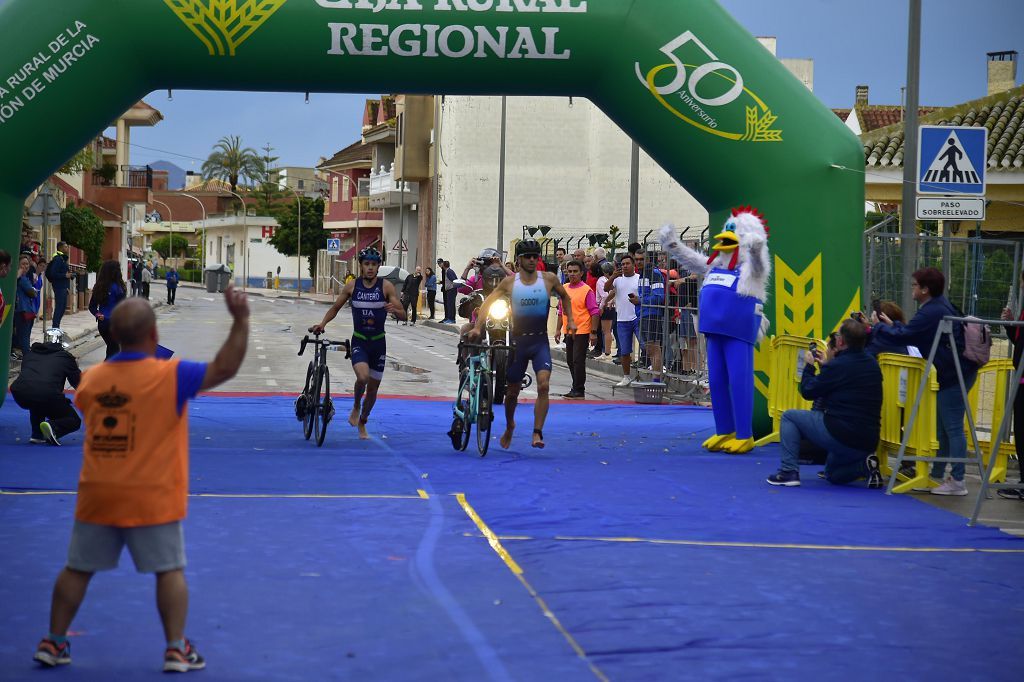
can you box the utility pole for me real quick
[497,96,507,256]
[432,95,441,266]
[900,0,922,314]
[628,140,640,244]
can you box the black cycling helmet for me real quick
[481,263,507,293]
[358,247,382,263]
[516,239,541,257]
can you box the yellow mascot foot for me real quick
[702,433,736,451]
[721,437,755,454]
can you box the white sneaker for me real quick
[614,376,633,388]
[931,478,968,496]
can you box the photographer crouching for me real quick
[766,319,883,488]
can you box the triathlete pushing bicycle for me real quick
[310,247,405,439]
[469,239,574,449]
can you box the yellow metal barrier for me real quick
[966,359,1015,483]
[876,353,939,493]
[754,335,825,447]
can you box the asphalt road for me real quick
[63,286,1024,535]
[74,286,624,402]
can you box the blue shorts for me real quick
[616,319,640,357]
[351,335,386,380]
[507,335,552,384]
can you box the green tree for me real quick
[59,205,104,271]
[201,135,263,192]
[269,197,326,277]
[253,142,286,216]
[151,235,191,264]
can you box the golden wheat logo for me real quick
[163,0,287,57]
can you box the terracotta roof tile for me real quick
[318,139,371,169]
[833,108,851,122]
[857,106,936,133]
[184,178,233,194]
[863,85,1024,172]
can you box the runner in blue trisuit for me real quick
[470,239,574,449]
[311,248,405,439]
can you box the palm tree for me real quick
[201,135,264,192]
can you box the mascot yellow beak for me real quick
[712,230,739,253]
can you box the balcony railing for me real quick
[91,165,153,189]
[368,163,418,197]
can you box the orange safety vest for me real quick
[74,358,191,527]
[561,282,595,335]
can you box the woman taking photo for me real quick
[88,260,127,359]
[424,266,437,320]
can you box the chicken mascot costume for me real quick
[658,207,771,454]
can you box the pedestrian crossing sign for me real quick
[917,125,987,196]
[326,238,341,255]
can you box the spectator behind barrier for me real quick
[870,267,978,496]
[766,319,883,488]
[865,301,920,357]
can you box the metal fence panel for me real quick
[865,231,1022,331]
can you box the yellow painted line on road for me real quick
[417,489,429,499]
[480,533,1024,554]
[455,493,522,575]
[455,493,609,682]
[1,489,428,500]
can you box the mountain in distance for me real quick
[150,160,187,190]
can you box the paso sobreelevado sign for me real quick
[0,0,863,435]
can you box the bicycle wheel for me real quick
[455,373,472,452]
[315,365,331,447]
[476,370,492,456]
[302,361,315,440]
[491,342,508,406]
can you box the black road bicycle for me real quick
[295,332,350,447]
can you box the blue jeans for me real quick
[933,373,977,482]
[780,409,869,484]
[51,286,68,328]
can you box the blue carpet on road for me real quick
[1,395,1021,681]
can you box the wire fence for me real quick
[864,226,1023,332]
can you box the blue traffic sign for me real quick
[326,238,341,255]
[917,125,987,196]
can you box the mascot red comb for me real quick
[659,207,771,454]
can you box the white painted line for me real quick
[260,367,271,373]
[258,355,267,360]
[266,379,279,387]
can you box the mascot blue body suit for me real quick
[659,208,771,454]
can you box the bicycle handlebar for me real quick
[298,334,351,359]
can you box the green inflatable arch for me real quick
[0,0,863,432]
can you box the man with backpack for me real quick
[871,267,982,496]
[45,241,72,329]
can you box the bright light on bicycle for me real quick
[489,299,509,320]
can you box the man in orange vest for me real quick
[555,259,599,399]
[33,289,250,673]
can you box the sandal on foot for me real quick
[531,429,545,449]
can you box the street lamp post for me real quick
[227,189,247,291]
[150,199,174,266]
[274,180,302,297]
[179,193,208,271]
